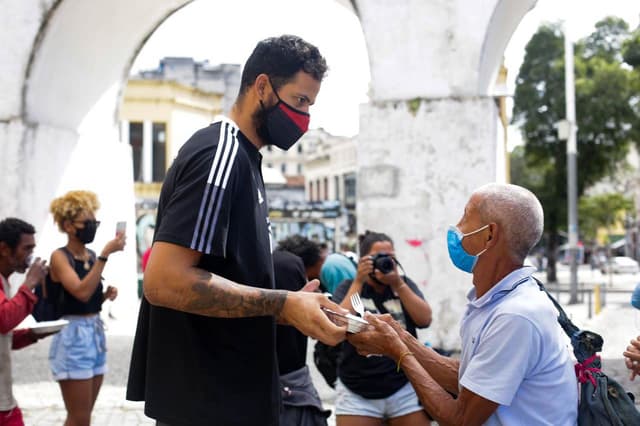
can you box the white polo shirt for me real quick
[459,266,578,425]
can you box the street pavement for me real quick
[11,264,640,424]
[12,319,339,425]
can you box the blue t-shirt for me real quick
[459,266,578,425]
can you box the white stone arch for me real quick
[477,0,537,93]
[1,0,536,346]
[24,0,191,130]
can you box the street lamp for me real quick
[559,18,579,305]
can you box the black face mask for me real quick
[256,82,310,151]
[75,220,99,244]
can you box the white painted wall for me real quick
[0,0,188,328]
[357,99,498,348]
[354,0,533,348]
[24,0,190,128]
[357,0,536,100]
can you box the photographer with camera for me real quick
[332,230,432,426]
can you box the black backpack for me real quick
[32,247,74,322]
[313,341,342,389]
[535,278,640,425]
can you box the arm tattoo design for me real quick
[185,270,288,318]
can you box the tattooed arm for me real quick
[144,241,346,345]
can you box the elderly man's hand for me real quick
[347,313,407,358]
[623,336,640,380]
[377,313,409,335]
[279,280,347,346]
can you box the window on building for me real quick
[324,177,329,201]
[309,181,314,202]
[334,175,340,201]
[152,122,167,182]
[129,122,143,182]
[281,163,286,174]
[267,163,273,168]
[267,146,273,152]
[344,173,356,208]
[297,164,302,175]
[297,145,303,154]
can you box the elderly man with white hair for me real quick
[348,183,578,425]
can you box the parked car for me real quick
[601,256,640,274]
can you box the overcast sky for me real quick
[132,0,639,139]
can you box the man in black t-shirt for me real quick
[126,36,346,426]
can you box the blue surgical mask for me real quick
[447,224,489,273]
[632,283,640,310]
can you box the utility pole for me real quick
[565,21,579,304]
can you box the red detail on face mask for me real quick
[278,103,310,132]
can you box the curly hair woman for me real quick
[48,190,125,426]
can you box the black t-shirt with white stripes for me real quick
[127,119,278,426]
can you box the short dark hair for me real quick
[277,235,321,268]
[0,218,35,249]
[239,35,328,95]
[358,230,393,256]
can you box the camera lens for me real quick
[373,254,395,274]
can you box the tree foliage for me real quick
[511,17,639,280]
[578,193,634,242]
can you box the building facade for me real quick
[118,58,240,201]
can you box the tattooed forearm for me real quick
[183,269,288,318]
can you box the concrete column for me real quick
[142,120,153,183]
[357,99,497,348]
[354,0,535,348]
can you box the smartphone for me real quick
[116,221,126,236]
[321,307,369,334]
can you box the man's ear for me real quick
[486,223,498,248]
[254,74,270,99]
[0,241,11,258]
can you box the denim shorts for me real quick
[49,315,107,381]
[335,379,423,419]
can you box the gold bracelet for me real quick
[396,351,414,372]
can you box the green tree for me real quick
[512,18,638,282]
[578,193,634,243]
[622,26,640,68]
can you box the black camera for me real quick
[371,253,395,274]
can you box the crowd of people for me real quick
[0,189,126,426]
[1,33,640,426]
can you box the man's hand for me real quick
[24,258,48,290]
[104,285,118,301]
[377,313,408,336]
[279,279,347,346]
[300,279,321,293]
[623,336,640,380]
[347,313,407,358]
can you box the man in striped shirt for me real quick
[127,35,347,426]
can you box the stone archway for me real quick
[1,0,535,347]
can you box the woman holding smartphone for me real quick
[48,190,126,426]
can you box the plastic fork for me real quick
[350,293,365,317]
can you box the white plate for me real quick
[30,319,69,335]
